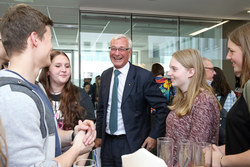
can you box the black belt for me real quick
[105,133,126,138]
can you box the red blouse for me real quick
[166,89,220,165]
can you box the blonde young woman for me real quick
[165,49,220,165]
[212,22,250,167]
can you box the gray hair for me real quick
[202,57,212,66]
[110,34,132,48]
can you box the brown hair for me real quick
[151,63,164,77]
[0,4,53,56]
[228,22,250,87]
[211,67,232,97]
[39,50,85,129]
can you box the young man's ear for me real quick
[30,32,39,47]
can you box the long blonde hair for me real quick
[0,118,8,167]
[168,49,215,117]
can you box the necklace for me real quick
[50,89,62,95]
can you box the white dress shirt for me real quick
[106,62,130,135]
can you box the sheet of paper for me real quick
[122,148,168,167]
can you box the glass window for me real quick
[180,19,223,68]
[132,16,178,72]
[78,12,223,87]
[80,13,131,86]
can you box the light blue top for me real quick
[217,90,237,112]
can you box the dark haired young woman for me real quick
[39,50,95,152]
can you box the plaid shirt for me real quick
[217,90,237,112]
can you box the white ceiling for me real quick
[0,0,249,50]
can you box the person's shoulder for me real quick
[103,67,113,73]
[76,87,89,102]
[243,79,250,102]
[156,77,171,83]
[131,64,152,76]
[201,89,213,96]
[196,89,216,103]
[100,67,113,77]
[0,69,20,79]
[132,64,147,71]
[0,71,33,92]
[0,84,40,116]
[193,90,220,113]
[244,80,250,88]
[77,86,87,94]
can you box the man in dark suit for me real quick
[95,34,169,167]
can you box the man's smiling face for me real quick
[109,37,131,69]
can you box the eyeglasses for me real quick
[205,67,215,71]
[109,47,130,52]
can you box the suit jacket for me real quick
[96,63,169,153]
